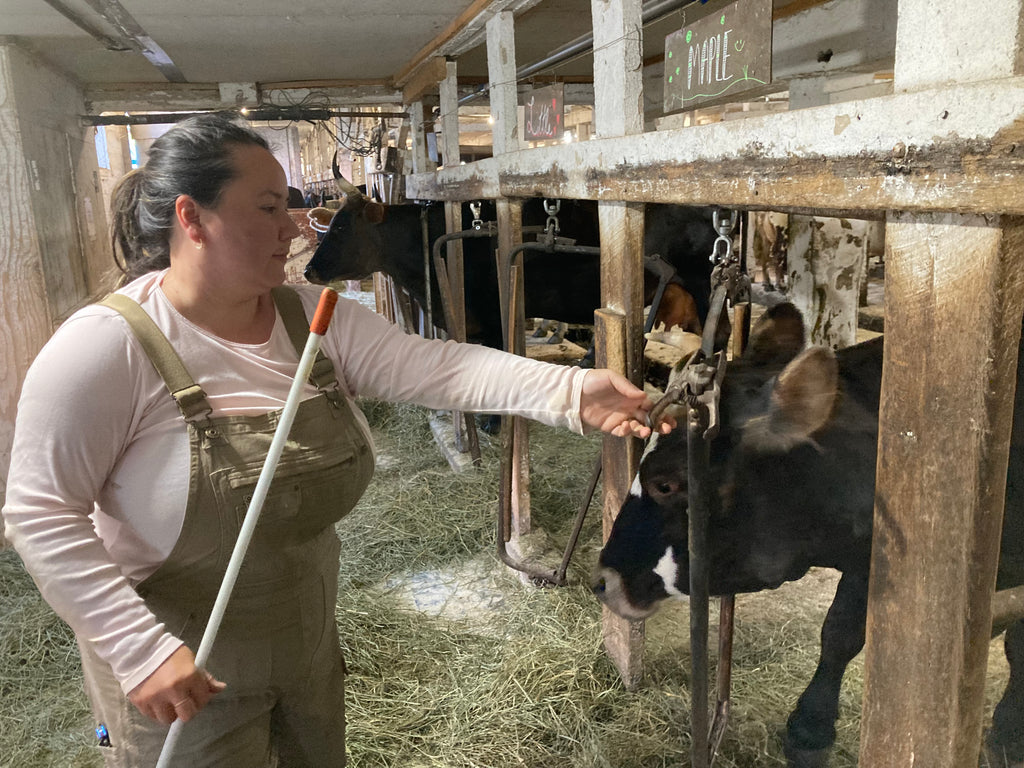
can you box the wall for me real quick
[0,43,107,543]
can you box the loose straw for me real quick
[155,287,339,767]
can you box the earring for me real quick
[195,240,204,250]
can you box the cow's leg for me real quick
[783,570,868,768]
[546,321,567,345]
[985,618,1024,768]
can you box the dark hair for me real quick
[110,113,269,282]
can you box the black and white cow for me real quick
[303,192,723,352]
[593,302,1024,768]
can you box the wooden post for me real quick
[592,0,647,685]
[861,215,1024,767]
[596,308,644,687]
[1,45,101,547]
[860,2,1024,764]
[486,11,533,538]
[407,100,434,176]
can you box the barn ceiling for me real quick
[2,0,676,92]
[0,1,821,107]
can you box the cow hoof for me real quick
[546,334,564,345]
[782,737,831,768]
[477,414,502,435]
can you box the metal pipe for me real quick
[496,263,564,585]
[552,453,603,586]
[431,227,501,465]
[421,208,434,335]
[687,403,712,768]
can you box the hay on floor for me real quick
[0,397,1013,767]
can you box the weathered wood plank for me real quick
[0,49,57,546]
[861,213,1024,768]
[861,2,1024,763]
[485,14,531,539]
[592,0,648,693]
[596,308,645,688]
[405,77,1024,216]
[486,12,519,157]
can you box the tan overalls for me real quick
[80,287,374,767]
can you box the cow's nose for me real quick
[304,266,321,283]
[591,575,607,595]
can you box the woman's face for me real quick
[196,144,301,292]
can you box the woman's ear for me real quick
[175,194,205,249]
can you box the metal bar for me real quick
[552,452,603,586]
[496,263,562,585]
[709,595,735,763]
[430,231,487,465]
[421,208,434,335]
[688,404,712,768]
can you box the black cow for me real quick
[593,303,1024,768]
[303,193,721,352]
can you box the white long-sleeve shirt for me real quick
[3,270,589,693]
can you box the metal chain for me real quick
[544,198,561,236]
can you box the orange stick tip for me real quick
[310,288,339,335]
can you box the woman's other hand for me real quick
[127,645,227,724]
[579,369,676,438]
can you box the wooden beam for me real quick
[84,80,402,113]
[401,57,449,105]
[392,0,545,89]
[405,76,1024,216]
[393,0,493,87]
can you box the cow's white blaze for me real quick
[628,472,642,497]
[630,430,663,498]
[655,546,685,597]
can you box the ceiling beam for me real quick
[392,0,544,90]
[84,81,404,113]
[80,107,408,126]
[80,0,186,82]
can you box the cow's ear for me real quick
[769,346,838,442]
[364,201,386,224]
[308,207,335,228]
[744,302,806,365]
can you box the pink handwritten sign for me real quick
[522,83,564,141]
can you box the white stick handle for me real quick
[155,289,338,767]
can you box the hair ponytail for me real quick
[108,113,270,284]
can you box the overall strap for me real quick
[270,286,342,400]
[98,293,212,421]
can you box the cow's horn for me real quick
[332,150,363,197]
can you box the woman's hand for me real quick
[127,645,226,724]
[579,369,676,438]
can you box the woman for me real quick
[2,114,671,767]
